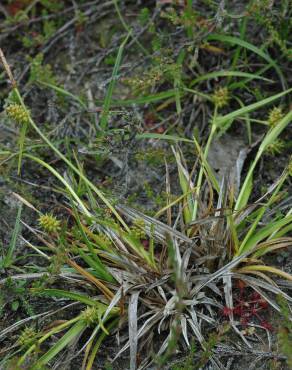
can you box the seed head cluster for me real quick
[82,306,100,326]
[267,106,284,127]
[39,213,61,233]
[265,139,285,156]
[18,327,37,347]
[6,104,30,125]
[212,87,229,108]
[131,218,146,240]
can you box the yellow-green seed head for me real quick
[39,213,61,233]
[6,104,30,125]
[131,218,146,240]
[82,306,99,326]
[18,327,37,347]
[265,139,285,156]
[267,107,284,127]
[212,87,229,108]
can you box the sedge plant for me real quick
[1,15,292,369]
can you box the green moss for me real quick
[135,148,166,166]
[28,53,57,84]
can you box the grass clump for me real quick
[0,1,291,369]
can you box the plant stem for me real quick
[192,106,218,220]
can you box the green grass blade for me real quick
[192,135,219,193]
[237,171,253,213]
[34,289,98,306]
[17,122,28,175]
[215,87,292,129]
[24,154,91,217]
[122,232,157,269]
[3,203,23,268]
[237,172,287,256]
[228,17,247,82]
[100,32,131,129]
[71,207,115,283]
[173,149,193,224]
[229,64,271,90]
[32,320,87,368]
[37,80,87,109]
[149,224,156,268]
[192,109,218,220]
[190,70,272,87]
[207,34,274,64]
[271,223,292,239]
[17,317,80,367]
[113,0,148,55]
[259,109,292,153]
[75,246,114,283]
[237,215,292,255]
[136,133,193,143]
[106,89,178,106]
[236,109,292,210]
[182,87,211,101]
[86,318,119,370]
[207,34,285,87]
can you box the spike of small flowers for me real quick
[6,103,30,125]
[212,87,229,108]
[267,106,284,127]
[82,306,100,326]
[131,218,146,239]
[265,139,285,155]
[18,327,37,347]
[39,213,61,233]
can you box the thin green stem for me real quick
[17,121,28,175]
[113,0,149,55]
[192,106,218,220]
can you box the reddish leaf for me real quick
[222,306,233,317]
[260,320,273,331]
[7,0,31,16]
